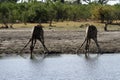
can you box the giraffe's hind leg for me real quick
[93,38,101,54]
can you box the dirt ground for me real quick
[0,28,120,55]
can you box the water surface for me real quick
[0,54,120,80]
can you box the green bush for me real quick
[0,1,119,25]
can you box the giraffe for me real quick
[20,24,49,59]
[77,25,101,57]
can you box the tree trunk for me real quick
[77,0,81,4]
[104,22,108,31]
[49,19,53,27]
[61,0,64,3]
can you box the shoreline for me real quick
[0,29,120,54]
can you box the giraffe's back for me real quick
[86,25,97,39]
[32,25,43,39]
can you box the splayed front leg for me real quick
[30,39,36,59]
[30,45,34,59]
[85,39,90,57]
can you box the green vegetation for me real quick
[0,1,120,28]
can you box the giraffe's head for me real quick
[35,24,44,29]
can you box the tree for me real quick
[92,5,115,23]
[28,0,37,3]
[15,3,29,24]
[73,0,82,4]
[0,2,19,28]
[61,0,64,3]
[83,0,109,4]
[53,0,57,2]
[83,0,92,3]
[52,0,64,3]
[97,0,109,4]
[104,22,108,31]
[114,4,120,23]
[0,3,9,27]
[0,0,18,2]
[45,0,56,26]
[77,0,81,4]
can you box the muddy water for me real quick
[0,54,120,80]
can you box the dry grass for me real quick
[0,21,120,31]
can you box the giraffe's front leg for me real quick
[30,44,34,59]
[85,40,88,57]
[30,39,36,59]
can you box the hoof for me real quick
[30,55,34,59]
[44,51,48,54]
[98,50,103,55]
[30,56,33,59]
